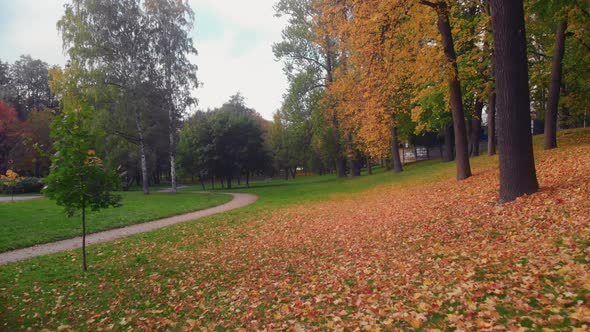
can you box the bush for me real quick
[0,177,45,194]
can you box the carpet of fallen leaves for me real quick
[2,130,590,330]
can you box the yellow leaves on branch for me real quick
[0,169,18,179]
[84,150,103,166]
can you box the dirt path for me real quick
[0,193,257,265]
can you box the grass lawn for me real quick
[1,129,589,330]
[0,190,231,252]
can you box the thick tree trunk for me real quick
[490,0,539,202]
[350,159,361,177]
[466,116,473,156]
[433,1,472,180]
[134,113,150,195]
[226,177,232,189]
[443,124,455,162]
[543,20,567,150]
[391,126,403,173]
[488,91,497,156]
[82,204,87,272]
[471,99,483,157]
[367,158,373,175]
[349,140,362,177]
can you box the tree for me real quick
[10,110,54,177]
[44,93,120,271]
[58,0,154,195]
[490,0,539,202]
[178,95,269,189]
[0,101,24,172]
[418,0,472,180]
[543,19,567,150]
[1,56,57,120]
[145,0,199,193]
[274,0,348,177]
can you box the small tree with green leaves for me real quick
[44,101,120,271]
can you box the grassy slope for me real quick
[0,129,588,330]
[0,190,231,252]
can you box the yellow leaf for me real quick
[409,319,422,329]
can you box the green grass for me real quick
[1,129,587,330]
[0,190,231,252]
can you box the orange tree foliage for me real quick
[313,0,492,159]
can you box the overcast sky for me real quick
[0,0,288,119]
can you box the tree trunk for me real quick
[367,158,373,175]
[471,99,483,157]
[466,115,473,156]
[332,117,346,178]
[350,159,361,177]
[432,1,472,180]
[168,138,177,193]
[488,91,497,156]
[443,124,455,162]
[246,172,250,188]
[82,203,87,272]
[391,126,403,173]
[543,19,567,150]
[290,168,297,179]
[134,113,150,195]
[325,41,346,179]
[490,0,539,202]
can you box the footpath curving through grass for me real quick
[0,190,231,252]
[0,129,589,330]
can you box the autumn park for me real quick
[1,0,590,330]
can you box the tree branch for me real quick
[418,0,440,9]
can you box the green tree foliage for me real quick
[45,65,120,271]
[178,94,269,189]
[0,55,57,120]
[57,0,199,195]
[274,0,348,177]
[268,70,335,177]
[145,0,199,193]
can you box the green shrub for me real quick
[0,177,45,194]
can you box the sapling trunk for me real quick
[82,203,87,272]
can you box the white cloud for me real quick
[0,0,288,119]
[0,0,68,66]
[191,1,287,119]
[190,0,281,31]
